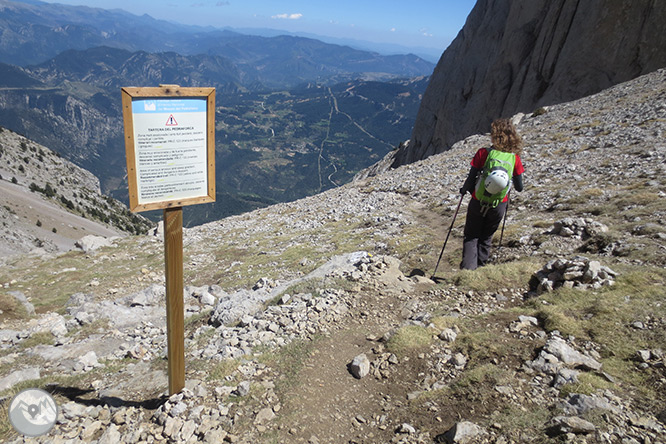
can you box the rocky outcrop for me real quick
[392,0,666,167]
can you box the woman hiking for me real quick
[458,118,524,270]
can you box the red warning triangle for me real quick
[165,114,178,126]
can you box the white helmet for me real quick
[484,170,510,194]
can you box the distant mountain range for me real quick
[0,0,434,225]
[231,28,443,63]
[0,0,434,79]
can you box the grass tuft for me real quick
[386,325,433,356]
[440,259,539,293]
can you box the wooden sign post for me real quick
[164,206,184,395]
[121,85,215,395]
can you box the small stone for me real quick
[204,428,227,443]
[163,416,184,438]
[563,393,618,415]
[543,337,602,371]
[111,410,127,425]
[450,353,467,368]
[438,328,457,342]
[548,416,596,435]
[637,350,651,362]
[61,402,86,419]
[235,381,251,397]
[518,315,539,326]
[169,401,188,417]
[98,424,121,444]
[255,407,276,424]
[200,292,216,306]
[78,351,102,371]
[81,420,104,441]
[437,421,487,443]
[397,423,416,434]
[180,420,197,441]
[349,353,371,379]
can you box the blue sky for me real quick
[39,0,476,56]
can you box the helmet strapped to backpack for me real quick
[475,148,516,210]
[484,170,510,194]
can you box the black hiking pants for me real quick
[461,198,507,270]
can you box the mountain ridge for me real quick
[0,0,435,78]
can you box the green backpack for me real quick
[475,148,516,209]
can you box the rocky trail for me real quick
[0,70,666,443]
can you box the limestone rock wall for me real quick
[393,0,666,167]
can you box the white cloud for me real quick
[420,27,433,37]
[216,1,230,5]
[272,13,303,20]
[390,27,396,32]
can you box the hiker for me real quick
[458,118,524,270]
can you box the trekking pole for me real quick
[498,192,511,249]
[432,193,465,279]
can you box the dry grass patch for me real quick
[0,239,165,315]
[257,337,319,392]
[386,325,433,357]
[0,292,29,322]
[488,404,552,441]
[439,259,539,293]
[532,219,553,229]
[558,372,614,398]
[19,331,55,350]
[204,358,241,383]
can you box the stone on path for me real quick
[437,421,487,444]
[75,235,114,253]
[349,353,370,379]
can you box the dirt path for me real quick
[260,263,434,444]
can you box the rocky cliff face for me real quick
[392,0,666,167]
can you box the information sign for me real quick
[121,86,215,212]
[121,85,215,395]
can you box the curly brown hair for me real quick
[490,118,523,155]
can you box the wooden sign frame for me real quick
[121,85,216,212]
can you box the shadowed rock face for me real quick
[393,0,666,167]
